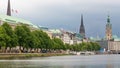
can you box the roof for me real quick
[49,29,62,34]
[112,35,120,41]
[38,26,49,30]
[0,14,38,29]
[75,33,83,39]
[89,37,101,41]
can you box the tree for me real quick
[41,31,52,51]
[2,23,18,52]
[30,31,41,52]
[0,26,10,52]
[64,43,70,50]
[52,38,64,50]
[93,42,101,51]
[31,30,43,51]
[71,42,101,52]
[14,25,27,51]
[21,24,32,50]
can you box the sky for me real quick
[0,0,120,38]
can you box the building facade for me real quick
[108,41,120,51]
[97,40,120,52]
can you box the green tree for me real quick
[2,23,18,52]
[93,42,101,51]
[32,30,43,51]
[30,30,41,52]
[52,38,64,50]
[64,43,70,50]
[14,25,27,51]
[41,31,52,51]
[21,24,31,50]
[0,26,10,52]
[31,30,53,52]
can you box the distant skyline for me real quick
[0,0,120,37]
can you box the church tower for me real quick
[7,0,11,16]
[79,14,85,38]
[106,15,112,40]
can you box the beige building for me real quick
[108,41,120,51]
[97,40,120,53]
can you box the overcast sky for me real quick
[0,0,120,38]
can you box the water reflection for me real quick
[0,55,120,68]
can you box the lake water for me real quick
[0,55,120,68]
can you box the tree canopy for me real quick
[0,23,101,53]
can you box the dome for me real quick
[112,35,118,39]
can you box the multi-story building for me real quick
[97,39,120,53]
[42,29,83,45]
[49,29,62,39]
[61,31,74,44]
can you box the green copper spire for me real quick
[107,15,110,23]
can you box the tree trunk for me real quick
[0,46,1,50]
[5,47,7,53]
[20,46,21,51]
[19,46,22,53]
[23,47,25,53]
[40,48,43,53]
[10,47,12,53]
[26,48,28,53]
[30,48,32,53]
[37,48,39,53]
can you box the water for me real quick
[0,55,120,68]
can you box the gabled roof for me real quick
[49,29,62,34]
[75,33,83,39]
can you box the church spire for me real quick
[79,14,85,38]
[7,0,11,16]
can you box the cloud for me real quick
[0,0,120,37]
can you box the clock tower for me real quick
[106,15,112,40]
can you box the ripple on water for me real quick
[0,55,120,68]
